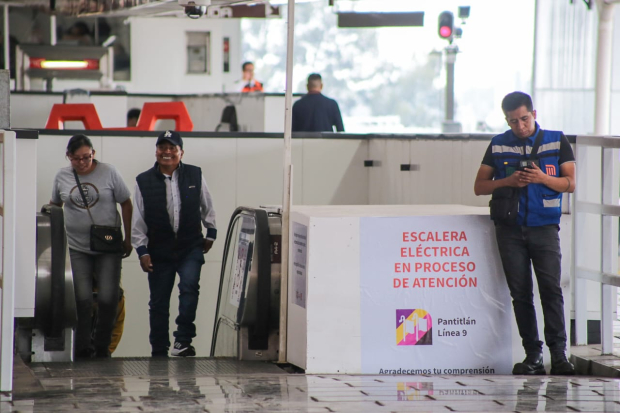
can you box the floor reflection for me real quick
[5,357,620,412]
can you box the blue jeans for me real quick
[70,249,122,354]
[148,246,205,354]
[495,224,567,355]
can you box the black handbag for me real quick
[489,129,544,225]
[73,169,124,253]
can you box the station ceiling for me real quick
[0,0,272,18]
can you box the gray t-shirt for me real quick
[52,162,131,254]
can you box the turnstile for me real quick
[211,207,281,361]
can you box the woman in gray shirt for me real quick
[51,134,133,358]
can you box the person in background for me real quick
[108,287,125,353]
[132,130,217,358]
[61,21,93,46]
[0,34,18,79]
[292,73,344,132]
[473,91,576,376]
[91,281,126,354]
[237,61,263,93]
[51,134,133,359]
[127,108,141,127]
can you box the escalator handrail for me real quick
[49,205,67,339]
[249,208,271,350]
[35,204,70,339]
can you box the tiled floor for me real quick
[4,355,620,412]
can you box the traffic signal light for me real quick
[438,11,454,40]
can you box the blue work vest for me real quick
[489,126,563,226]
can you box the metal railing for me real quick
[573,135,620,354]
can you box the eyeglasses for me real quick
[69,153,94,163]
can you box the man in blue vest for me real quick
[474,91,576,375]
[132,130,217,357]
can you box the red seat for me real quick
[45,101,194,131]
[135,102,194,131]
[45,103,103,130]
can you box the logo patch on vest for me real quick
[545,165,556,176]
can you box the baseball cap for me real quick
[156,130,183,149]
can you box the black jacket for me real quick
[292,93,344,132]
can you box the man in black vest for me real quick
[132,130,217,357]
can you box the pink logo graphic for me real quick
[396,309,432,345]
[397,382,434,401]
[546,165,556,176]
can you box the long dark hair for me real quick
[66,134,93,156]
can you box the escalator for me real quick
[16,205,77,362]
[210,207,281,361]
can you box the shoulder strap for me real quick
[529,128,544,158]
[72,169,96,225]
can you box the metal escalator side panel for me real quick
[35,205,78,346]
[63,235,77,328]
[48,206,67,342]
[238,211,282,360]
[267,213,282,329]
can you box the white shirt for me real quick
[131,168,217,256]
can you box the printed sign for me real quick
[360,215,512,375]
[230,230,251,307]
[292,222,308,308]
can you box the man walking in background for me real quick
[292,73,344,132]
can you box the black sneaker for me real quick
[550,352,575,375]
[75,348,93,360]
[512,353,545,375]
[94,348,111,358]
[171,341,196,357]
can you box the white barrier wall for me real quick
[368,138,491,207]
[288,205,573,374]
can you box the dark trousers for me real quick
[147,246,205,354]
[70,249,122,354]
[495,224,567,355]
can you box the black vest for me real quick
[136,162,203,262]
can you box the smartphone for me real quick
[517,159,539,171]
